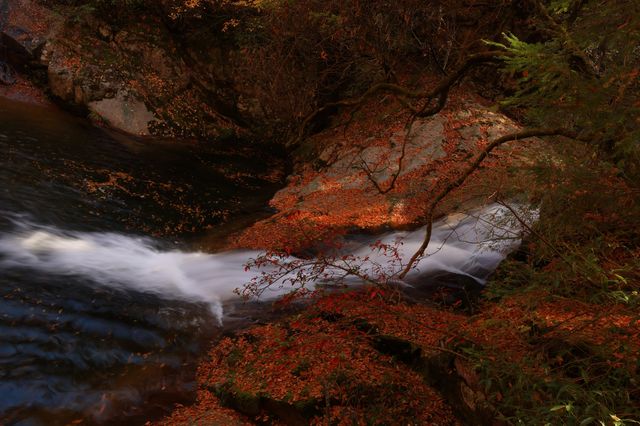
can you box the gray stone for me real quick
[88,91,156,135]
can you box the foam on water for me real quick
[0,203,533,322]
[362,203,530,282]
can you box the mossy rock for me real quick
[210,383,319,425]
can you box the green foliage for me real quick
[548,0,571,14]
[488,139,640,307]
[483,1,640,321]
[481,27,640,413]
[460,335,640,425]
[490,0,640,163]
[483,142,640,423]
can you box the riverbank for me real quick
[154,283,640,425]
[0,73,51,105]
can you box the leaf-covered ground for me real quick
[155,290,462,425]
[154,285,639,424]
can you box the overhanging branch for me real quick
[291,51,505,147]
[397,127,590,279]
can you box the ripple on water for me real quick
[0,97,282,424]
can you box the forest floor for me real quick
[154,288,639,425]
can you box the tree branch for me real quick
[397,127,589,279]
[415,51,503,118]
[291,51,505,147]
[360,117,413,195]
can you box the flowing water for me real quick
[0,97,282,425]
[0,97,528,425]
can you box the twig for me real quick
[291,51,504,147]
[398,127,590,279]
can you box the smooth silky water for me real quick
[0,97,528,424]
[0,97,282,425]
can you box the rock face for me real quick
[231,95,541,251]
[88,91,157,136]
[0,1,163,135]
[0,0,59,67]
[0,0,243,137]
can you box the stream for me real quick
[0,97,527,425]
[0,97,281,425]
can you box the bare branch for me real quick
[415,51,503,118]
[398,127,590,279]
[291,51,505,147]
[360,120,411,194]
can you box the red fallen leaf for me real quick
[328,357,339,369]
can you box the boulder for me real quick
[47,53,74,101]
[0,0,245,138]
[88,90,157,136]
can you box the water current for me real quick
[0,97,281,424]
[0,97,527,424]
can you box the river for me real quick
[0,97,282,424]
[0,97,527,425]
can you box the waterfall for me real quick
[0,203,532,323]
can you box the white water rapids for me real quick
[0,204,533,323]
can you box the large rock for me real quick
[0,0,241,138]
[89,90,157,136]
[230,98,542,251]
